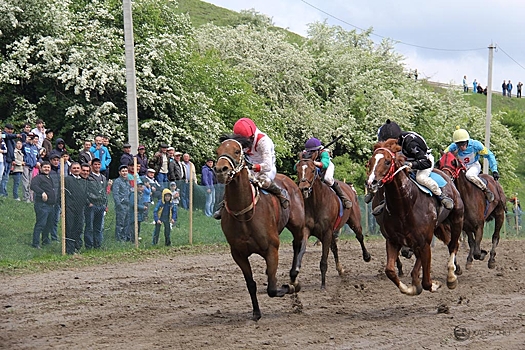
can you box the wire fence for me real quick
[1,163,523,261]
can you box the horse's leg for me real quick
[465,231,475,269]
[384,240,412,294]
[264,246,290,297]
[408,254,424,295]
[289,227,308,291]
[319,233,331,290]
[488,210,504,269]
[396,256,404,276]
[231,250,261,321]
[348,220,371,262]
[420,243,440,293]
[330,232,345,276]
[473,226,487,261]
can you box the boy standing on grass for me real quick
[152,189,177,246]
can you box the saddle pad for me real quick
[408,171,447,195]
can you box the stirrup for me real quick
[438,194,454,210]
[364,192,374,204]
[484,189,494,202]
[280,195,290,209]
[342,198,352,209]
[372,201,385,216]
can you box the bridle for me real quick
[372,147,409,185]
[297,158,319,196]
[439,154,465,180]
[217,139,259,221]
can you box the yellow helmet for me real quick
[453,128,469,143]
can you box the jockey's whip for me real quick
[323,135,343,149]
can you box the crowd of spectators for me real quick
[1,119,217,253]
[463,75,522,97]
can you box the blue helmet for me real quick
[305,137,322,151]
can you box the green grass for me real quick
[461,91,525,113]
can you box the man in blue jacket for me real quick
[22,134,39,202]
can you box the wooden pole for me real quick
[60,157,66,256]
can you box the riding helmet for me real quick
[233,118,257,138]
[377,119,402,141]
[452,128,470,143]
[304,137,322,151]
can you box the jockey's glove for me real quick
[492,171,499,181]
[248,163,261,172]
[403,161,413,169]
[314,161,323,168]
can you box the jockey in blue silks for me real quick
[444,128,499,202]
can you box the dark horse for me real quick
[296,152,371,289]
[366,140,464,294]
[214,135,308,320]
[437,151,506,269]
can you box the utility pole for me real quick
[484,43,495,174]
[123,0,139,151]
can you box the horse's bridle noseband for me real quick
[298,159,319,195]
[370,147,410,187]
[217,139,246,183]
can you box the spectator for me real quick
[30,161,58,248]
[169,181,180,207]
[142,168,162,203]
[31,119,46,148]
[48,152,62,242]
[78,140,95,165]
[507,80,513,98]
[42,129,54,157]
[102,135,112,179]
[60,151,72,177]
[85,158,108,249]
[38,145,48,164]
[120,143,133,167]
[90,135,111,180]
[79,163,91,249]
[168,151,185,182]
[53,138,67,156]
[11,140,24,200]
[476,84,483,94]
[22,134,39,202]
[152,189,177,246]
[414,69,418,81]
[483,86,488,96]
[112,164,131,241]
[20,123,32,143]
[0,138,6,196]
[473,79,477,93]
[1,123,22,197]
[148,143,170,187]
[463,75,468,92]
[135,145,148,176]
[502,80,507,96]
[127,161,141,187]
[64,162,88,254]
[201,158,216,217]
[180,153,197,210]
[127,181,147,242]
[518,82,523,98]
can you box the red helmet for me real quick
[233,118,257,137]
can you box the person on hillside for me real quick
[11,140,24,200]
[463,75,468,92]
[1,123,22,198]
[368,119,454,210]
[102,136,112,179]
[502,80,507,96]
[152,189,177,246]
[90,135,111,180]
[0,138,6,197]
[507,80,513,98]
[22,134,39,202]
[473,79,478,93]
[444,128,498,202]
[148,143,170,188]
[518,82,523,98]
[31,119,46,148]
[135,145,148,176]
[120,143,134,167]
[300,137,352,209]
[30,161,58,248]
[42,129,54,157]
[78,140,95,166]
[213,117,289,219]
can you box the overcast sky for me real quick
[202,0,525,92]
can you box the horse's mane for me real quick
[219,134,253,149]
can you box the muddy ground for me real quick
[1,238,525,349]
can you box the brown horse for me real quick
[214,135,308,321]
[437,151,506,269]
[366,139,464,295]
[296,153,371,289]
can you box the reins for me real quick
[374,147,409,184]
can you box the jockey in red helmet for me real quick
[302,137,352,209]
[213,118,289,219]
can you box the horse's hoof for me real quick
[293,282,302,293]
[455,266,463,276]
[465,262,473,270]
[479,250,488,261]
[488,260,496,269]
[363,252,371,262]
[287,284,295,294]
[252,312,261,321]
[447,278,458,290]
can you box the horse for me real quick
[296,152,371,289]
[437,151,506,269]
[366,139,464,295]
[214,135,308,321]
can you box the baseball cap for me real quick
[123,143,131,148]
[138,145,145,150]
[5,123,14,129]
[147,168,155,173]
[167,146,175,151]
[174,151,182,156]
[170,182,177,187]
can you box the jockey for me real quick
[213,118,289,219]
[444,128,498,202]
[370,119,454,210]
[302,137,352,209]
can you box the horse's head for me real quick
[366,139,403,193]
[295,154,318,198]
[437,151,464,179]
[214,134,252,184]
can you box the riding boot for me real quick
[484,188,495,202]
[212,200,224,220]
[437,193,454,210]
[265,181,290,209]
[372,200,385,216]
[364,192,374,204]
[331,182,352,209]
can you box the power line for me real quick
[496,45,525,72]
[300,0,487,52]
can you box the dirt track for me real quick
[1,238,525,349]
